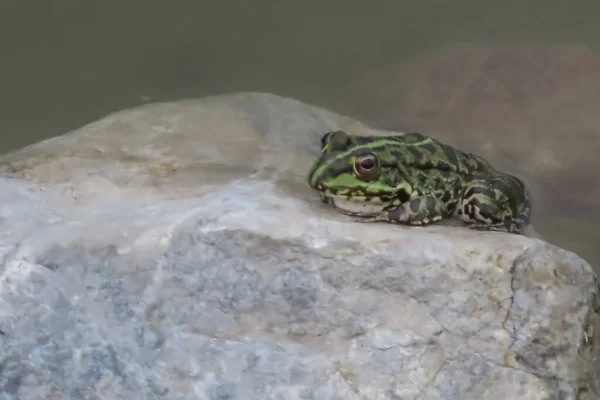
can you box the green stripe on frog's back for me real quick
[380,133,480,174]
[309,132,479,187]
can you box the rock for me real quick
[0,92,598,399]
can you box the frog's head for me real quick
[308,130,412,214]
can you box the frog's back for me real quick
[356,132,481,175]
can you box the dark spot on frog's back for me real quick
[436,161,453,172]
[391,149,408,161]
[406,147,422,159]
[420,142,438,154]
[442,146,459,166]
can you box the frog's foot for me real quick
[355,215,390,223]
[336,209,388,223]
[467,222,511,233]
[344,211,390,223]
[466,218,527,234]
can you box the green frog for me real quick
[307,130,531,234]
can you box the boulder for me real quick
[0,92,598,399]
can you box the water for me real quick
[1,1,599,271]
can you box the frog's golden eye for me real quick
[353,154,380,180]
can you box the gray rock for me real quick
[0,92,598,399]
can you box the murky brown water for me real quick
[1,2,599,271]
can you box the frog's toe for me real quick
[349,212,390,223]
[466,220,524,234]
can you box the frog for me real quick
[307,130,531,234]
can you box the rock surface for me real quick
[0,92,598,399]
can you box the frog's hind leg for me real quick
[456,175,530,234]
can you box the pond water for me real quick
[1,2,599,271]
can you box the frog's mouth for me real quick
[319,192,390,215]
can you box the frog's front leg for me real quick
[457,175,530,234]
[358,194,447,226]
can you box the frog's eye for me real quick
[353,154,380,180]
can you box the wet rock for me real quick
[0,92,598,399]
